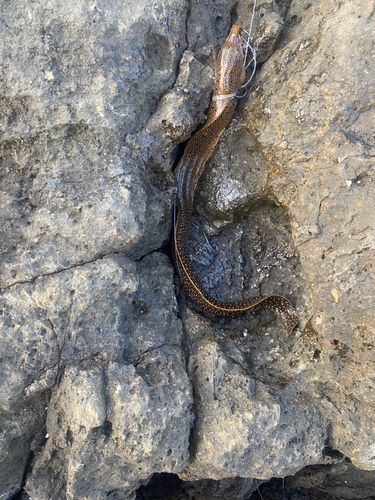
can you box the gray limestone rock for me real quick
[1,0,374,498]
[26,352,192,500]
[243,0,375,472]
[285,459,375,499]
[0,394,49,499]
[180,340,327,481]
[0,0,188,287]
[1,252,191,499]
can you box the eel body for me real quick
[173,25,299,335]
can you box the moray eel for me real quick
[173,25,299,335]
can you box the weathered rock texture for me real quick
[0,0,374,498]
[243,0,375,472]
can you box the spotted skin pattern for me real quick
[173,25,299,336]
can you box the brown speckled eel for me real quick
[173,25,299,335]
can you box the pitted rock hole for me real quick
[188,201,304,314]
[144,32,173,72]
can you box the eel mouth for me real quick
[228,24,241,43]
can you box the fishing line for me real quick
[237,0,258,97]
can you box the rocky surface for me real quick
[0,0,374,499]
[26,353,192,499]
[1,252,192,499]
[243,0,375,471]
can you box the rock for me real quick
[180,340,326,481]
[26,353,192,500]
[285,459,375,499]
[0,394,49,500]
[1,253,191,499]
[243,0,375,471]
[1,255,137,411]
[1,0,374,497]
[236,0,285,64]
[0,0,188,287]
[240,456,375,499]
[186,0,238,65]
